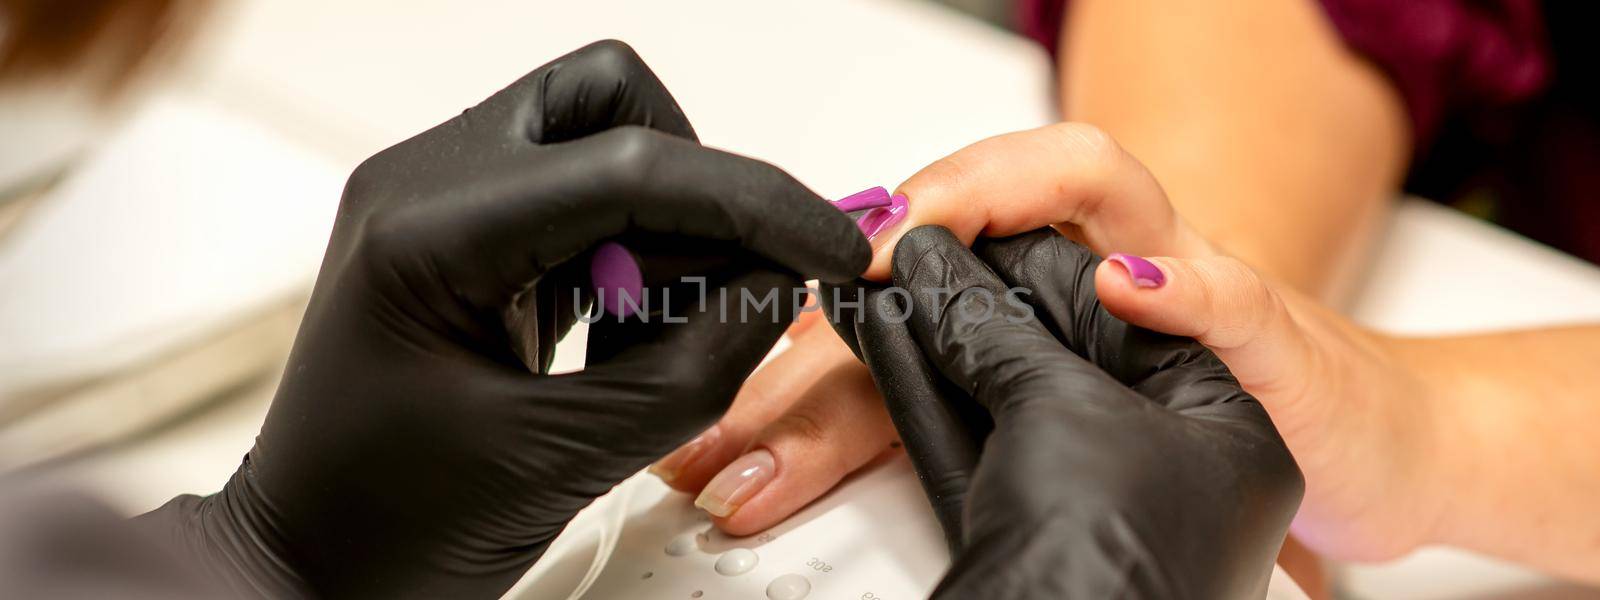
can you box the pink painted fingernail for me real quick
[858,193,909,240]
[1107,253,1166,288]
[591,242,644,317]
[833,186,893,213]
[694,448,776,518]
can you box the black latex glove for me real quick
[136,40,869,598]
[826,226,1301,599]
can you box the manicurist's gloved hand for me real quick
[135,40,869,598]
[831,226,1302,598]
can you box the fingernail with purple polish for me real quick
[592,242,644,316]
[833,186,893,213]
[1107,253,1166,288]
[859,193,909,240]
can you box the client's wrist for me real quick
[1379,335,1493,551]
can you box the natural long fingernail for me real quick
[650,425,722,484]
[694,448,776,518]
[859,193,909,241]
[1106,253,1166,288]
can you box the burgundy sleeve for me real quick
[1013,0,1553,151]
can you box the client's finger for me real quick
[695,358,897,535]
[649,321,852,491]
[863,122,1212,280]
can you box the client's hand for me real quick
[134,40,869,597]
[881,125,1444,561]
[659,122,1443,567]
[839,226,1302,598]
[1090,243,1444,561]
[649,124,1213,536]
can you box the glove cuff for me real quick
[133,463,312,598]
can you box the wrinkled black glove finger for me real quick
[973,230,1274,413]
[965,230,1304,597]
[480,37,694,373]
[854,286,987,556]
[970,229,1211,389]
[821,278,990,554]
[816,280,876,361]
[886,227,1184,597]
[890,226,1130,412]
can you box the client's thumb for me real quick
[1092,253,1314,400]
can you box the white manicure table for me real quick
[9,0,1600,597]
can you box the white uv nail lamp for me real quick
[506,454,1309,600]
[507,453,945,600]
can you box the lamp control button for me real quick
[765,573,811,599]
[665,532,702,556]
[714,548,759,576]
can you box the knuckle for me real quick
[576,39,646,77]
[1208,255,1258,286]
[747,158,796,191]
[343,151,394,200]
[591,126,665,187]
[771,406,834,448]
[347,206,433,288]
[356,207,420,264]
[1220,256,1281,316]
[1044,122,1124,191]
[724,154,796,206]
[1203,256,1283,345]
[908,149,984,197]
[1052,122,1120,155]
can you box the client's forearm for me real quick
[1394,326,1600,581]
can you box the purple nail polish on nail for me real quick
[861,194,908,240]
[1107,253,1165,288]
[833,186,893,213]
[857,208,888,236]
[592,242,644,316]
